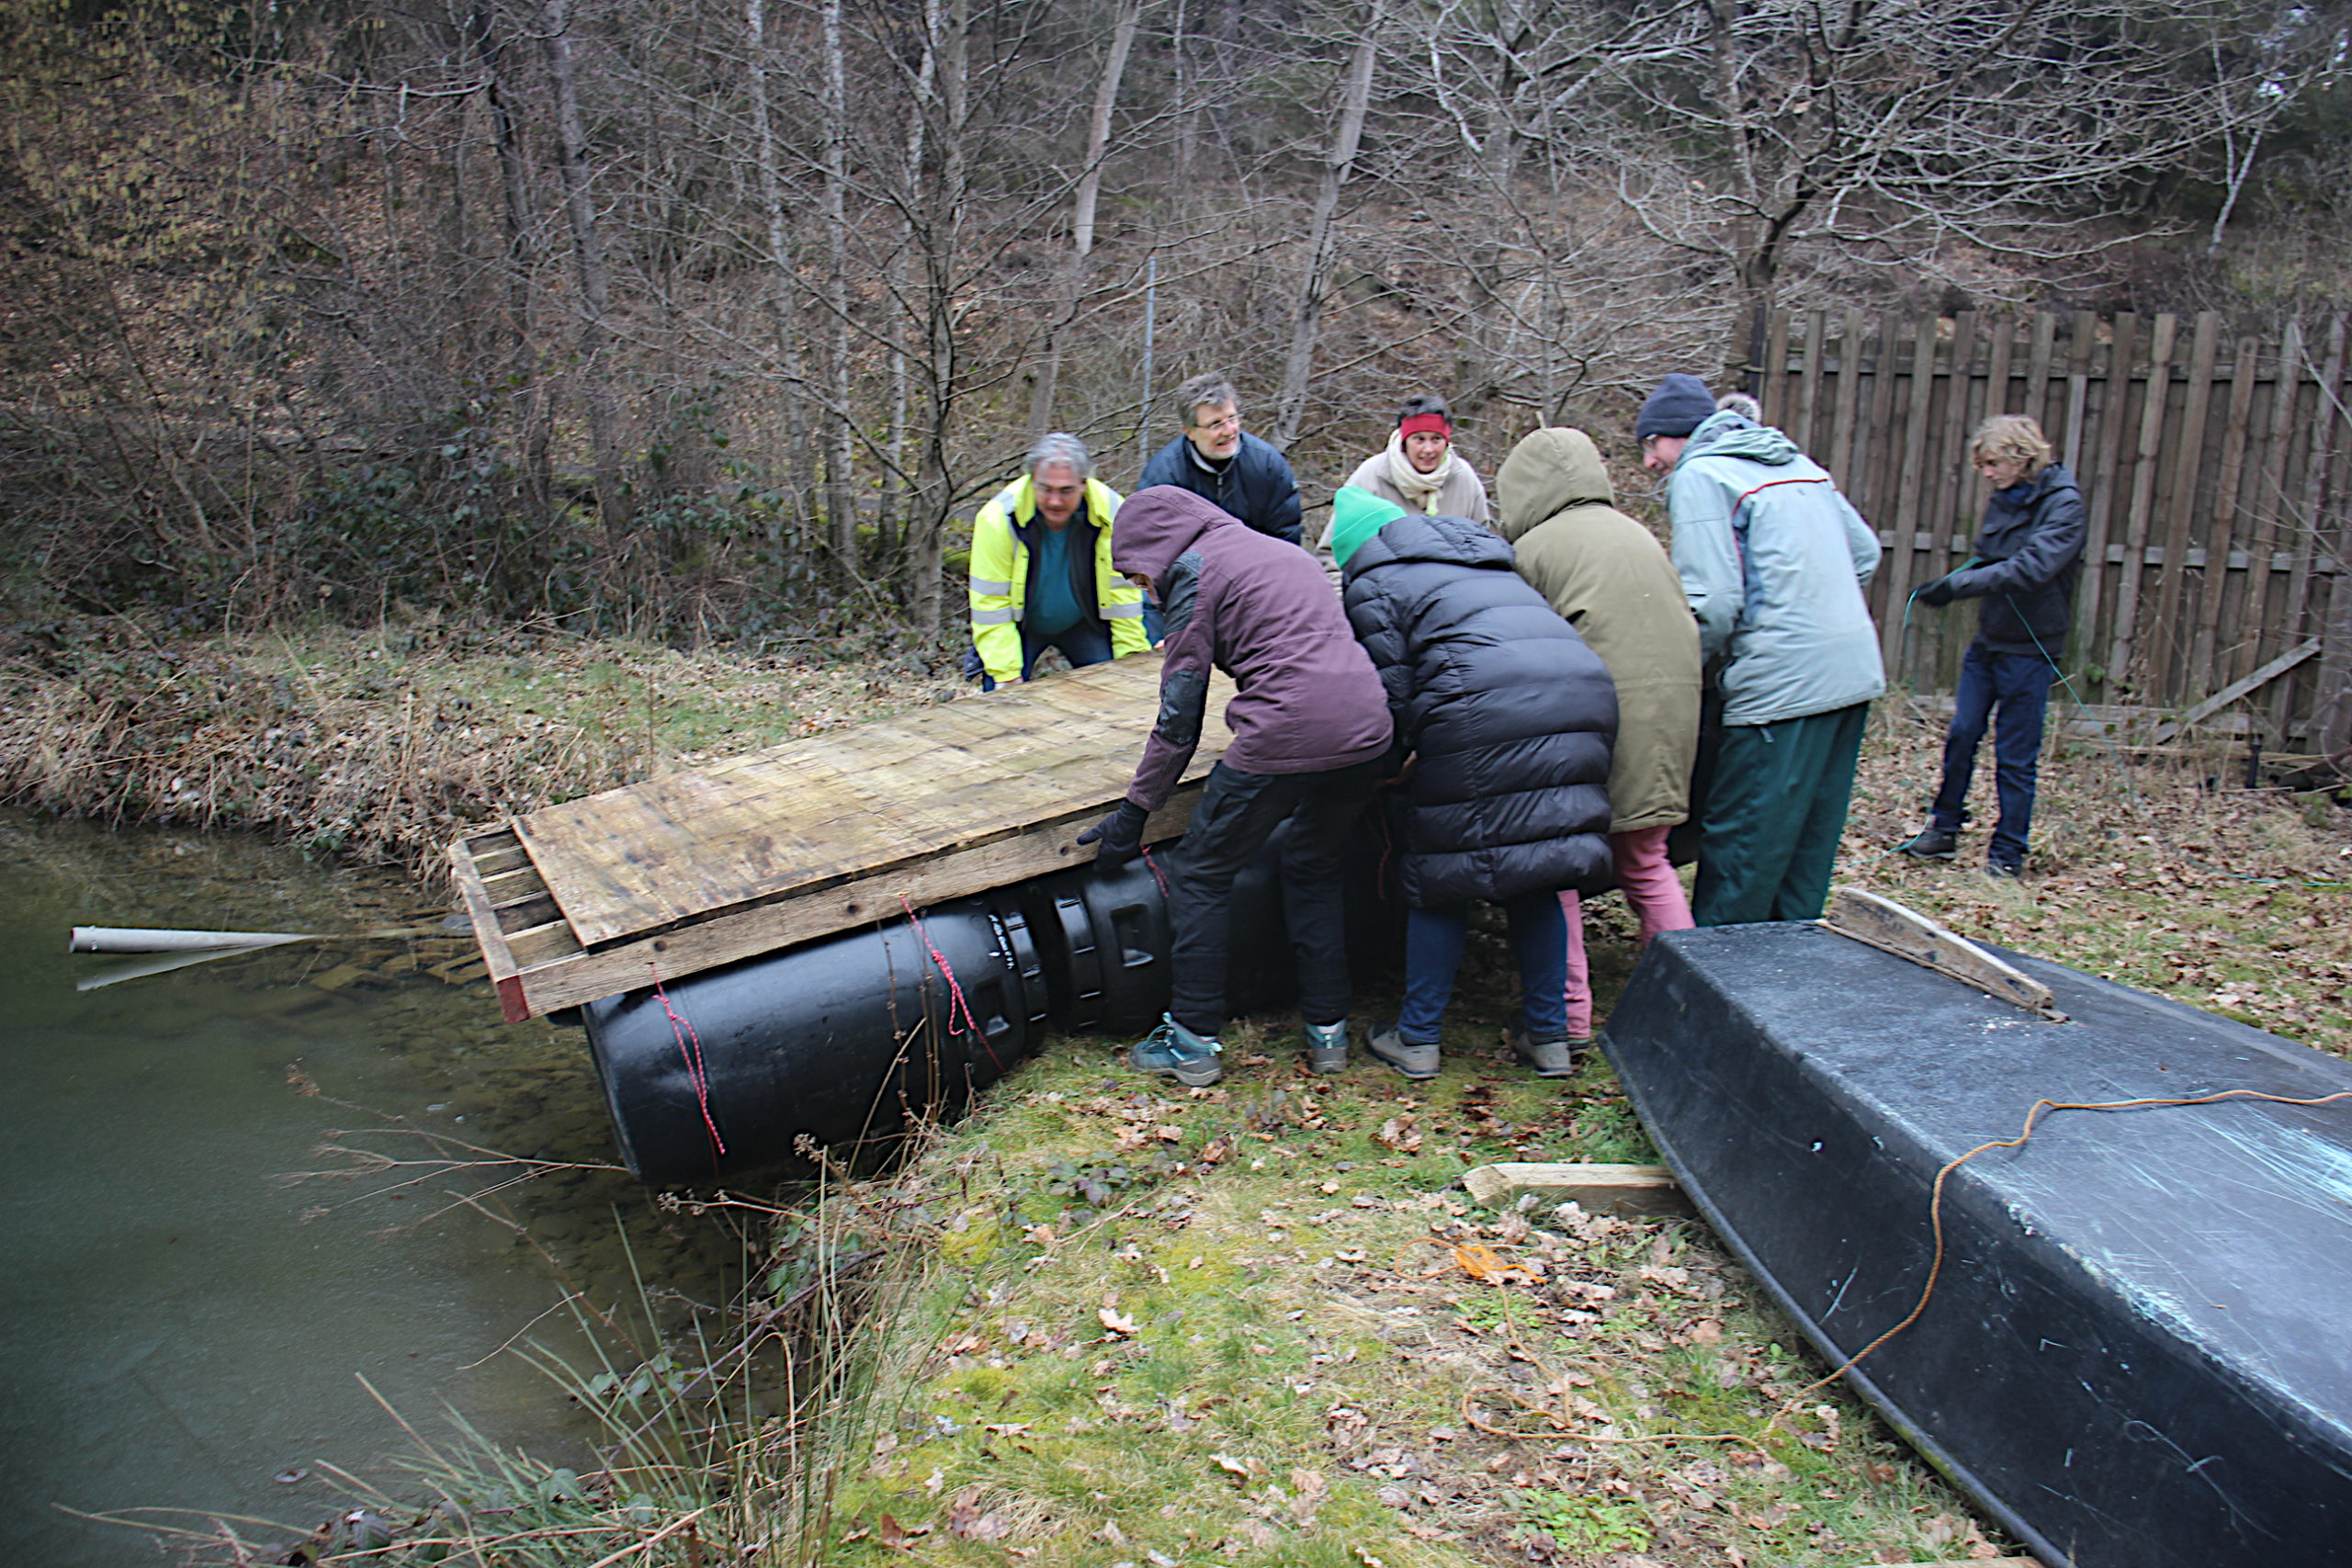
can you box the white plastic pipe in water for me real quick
[71,927,317,954]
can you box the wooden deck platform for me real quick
[451,653,1230,1021]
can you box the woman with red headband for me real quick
[1317,393,1491,588]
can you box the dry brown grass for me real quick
[0,615,962,890]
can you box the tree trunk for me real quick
[1272,1,1383,451]
[821,0,856,574]
[907,0,969,637]
[883,0,942,569]
[744,0,814,545]
[538,0,630,546]
[468,0,548,518]
[1028,0,1142,438]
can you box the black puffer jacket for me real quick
[1942,462,2086,659]
[1341,513,1618,907]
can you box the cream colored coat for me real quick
[1313,444,1491,590]
[1494,428,1702,833]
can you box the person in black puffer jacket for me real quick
[1903,415,2086,877]
[1328,487,1618,1080]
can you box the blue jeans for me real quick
[1397,890,1568,1043]
[978,619,1115,692]
[1932,642,2057,870]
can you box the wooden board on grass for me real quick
[1461,1162,1695,1220]
[452,653,1231,1021]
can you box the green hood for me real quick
[1681,410,1798,467]
[1327,485,1407,570]
[1495,428,1618,544]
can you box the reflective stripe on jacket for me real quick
[967,475,1146,682]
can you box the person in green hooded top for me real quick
[1326,485,1619,1079]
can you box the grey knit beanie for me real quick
[1636,374,1717,441]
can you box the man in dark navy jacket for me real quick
[1137,373,1304,547]
[1902,415,2086,878]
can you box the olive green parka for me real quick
[1495,428,1702,834]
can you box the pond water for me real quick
[0,815,751,1567]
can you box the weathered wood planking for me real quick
[455,653,1232,1021]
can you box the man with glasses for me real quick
[967,432,1148,691]
[1138,372,1304,547]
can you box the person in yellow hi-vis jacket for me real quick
[967,433,1148,691]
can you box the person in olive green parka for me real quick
[1495,426,1700,1034]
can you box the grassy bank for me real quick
[0,615,963,885]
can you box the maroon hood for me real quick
[1113,485,1233,586]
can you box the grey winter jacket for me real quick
[1667,412,1885,726]
[1111,487,1390,813]
[1938,462,2086,659]
[1340,513,1617,907]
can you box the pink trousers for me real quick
[1558,824,1696,1038]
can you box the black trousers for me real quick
[1168,757,1383,1037]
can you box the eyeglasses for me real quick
[1188,411,1242,435]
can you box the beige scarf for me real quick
[1384,429,1458,513]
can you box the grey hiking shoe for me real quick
[1510,1027,1584,1078]
[1129,1013,1223,1088]
[1367,1026,1441,1080]
[1897,827,1959,860]
[1304,1019,1350,1076]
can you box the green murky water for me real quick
[0,815,750,1566]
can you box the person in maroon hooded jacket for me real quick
[1077,486,1394,1087]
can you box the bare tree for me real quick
[1272,0,1384,451]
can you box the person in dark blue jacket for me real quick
[1329,487,1618,1081]
[1137,372,1304,547]
[1901,415,2086,877]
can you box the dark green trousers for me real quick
[1692,702,1870,926]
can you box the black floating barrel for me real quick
[582,898,1046,1185]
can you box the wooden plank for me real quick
[1933,311,1979,591]
[1764,305,1794,425]
[1792,307,1826,452]
[2154,638,2321,743]
[2063,310,2097,469]
[2245,322,2304,680]
[1821,887,2060,1019]
[450,831,533,1024]
[1461,1162,1695,1221]
[2024,310,2056,425]
[2151,311,2223,693]
[510,654,1228,947]
[498,777,1213,1018]
[1879,316,1941,671]
[1862,309,1905,526]
[2273,314,2348,739]
[1829,306,1866,489]
[2106,312,2177,691]
[2075,312,2133,693]
[1983,310,2015,424]
[2192,334,2262,693]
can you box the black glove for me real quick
[1077,800,1149,867]
[1915,575,1960,608]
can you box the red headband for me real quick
[1399,412,1452,441]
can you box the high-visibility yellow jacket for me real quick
[967,474,1148,682]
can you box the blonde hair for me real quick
[1969,414,2054,476]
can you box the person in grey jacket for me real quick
[1900,415,2086,877]
[1640,374,1884,925]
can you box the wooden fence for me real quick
[1747,308,2350,752]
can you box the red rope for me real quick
[650,963,726,1161]
[1139,844,1170,899]
[897,894,1002,1069]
